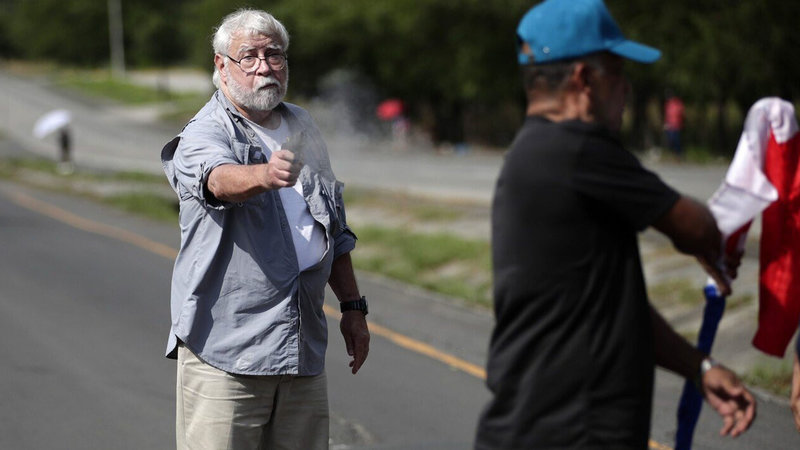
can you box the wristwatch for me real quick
[700,357,719,376]
[340,296,368,315]
[694,357,719,391]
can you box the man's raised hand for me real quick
[265,149,303,189]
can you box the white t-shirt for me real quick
[248,116,327,271]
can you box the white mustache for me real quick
[254,76,281,89]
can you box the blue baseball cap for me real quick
[517,0,661,65]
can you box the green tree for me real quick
[0,0,16,58]
[264,0,530,145]
[125,0,189,67]
[612,0,800,153]
[8,0,108,65]
[3,1,799,150]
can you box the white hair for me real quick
[211,9,290,88]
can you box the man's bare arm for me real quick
[328,253,370,374]
[653,195,731,295]
[651,305,756,436]
[207,149,302,203]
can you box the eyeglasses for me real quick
[226,53,287,72]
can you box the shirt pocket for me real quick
[231,142,267,207]
[231,141,250,164]
[248,146,267,165]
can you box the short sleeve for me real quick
[174,120,240,209]
[572,140,679,231]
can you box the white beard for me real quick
[225,66,288,112]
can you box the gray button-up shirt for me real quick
[161,91,356,375]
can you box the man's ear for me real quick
[573,62,592,90]
[564,62,594,98]
[520,42,535,64]
[214,54,227,83]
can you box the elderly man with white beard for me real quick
[160,9,370,450]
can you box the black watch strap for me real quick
[340,296,368,315]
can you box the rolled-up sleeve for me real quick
[174,120,239,209]
[331,179,357,258]
[333,226,357,259]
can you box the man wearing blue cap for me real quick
[475,1,756,448]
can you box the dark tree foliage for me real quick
[7,0,109,65]
[125,0,189,67]
[610,0,800,152]
[2,0,798,150]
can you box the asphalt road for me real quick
[3,164,800,449]
[0,180,491,449]
[2,68,800,448]
[0,182,175,449]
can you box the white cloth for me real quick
[705,97,800,356]
[707,97,791,238]
[249,117,327,271]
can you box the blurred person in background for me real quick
[160,8,369,449]
[475,1,755,448]
[664,91,686,158]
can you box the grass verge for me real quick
[343,187,464,222]
[4,62,209,124]
[0,153,492,307]
[103,192,178,223]
[648,277,752,314]
[743,362,794,397]
[53,70,209,124]
[0,156,177,223]
[648,278,704,308]
[55,71,192,105]
[352,225,492,307]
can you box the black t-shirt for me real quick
[476,116,679,449]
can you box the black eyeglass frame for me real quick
[225,53,287,72]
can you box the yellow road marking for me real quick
[323,304,487,379]
[8,188,673,450]
[649,439,673,449]
[8,190,178,260]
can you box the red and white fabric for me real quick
[707,97,800,357]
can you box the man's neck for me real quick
[526,93,593,124]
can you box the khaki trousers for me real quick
[176,345,329,450]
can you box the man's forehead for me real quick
[230,32,284,52]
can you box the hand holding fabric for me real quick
[722,249,744,280]
[696,255,732,296]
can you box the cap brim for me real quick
[610,40,661,64]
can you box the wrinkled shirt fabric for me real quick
[161,90,356,375]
